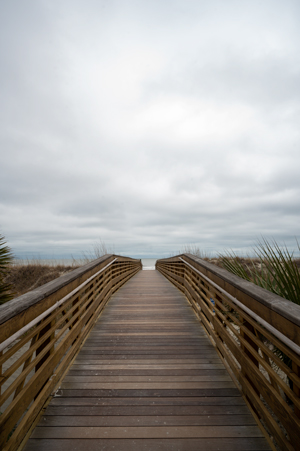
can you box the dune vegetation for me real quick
[2,237,300,305]
[0,234,14,304]
[0,238,115,302]
[218,238,300,306]
[181,239,300,305]
[3,261,80,300]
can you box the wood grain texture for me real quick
[23,270,271,451]
[1,258,141,451]
[22,438,272,451]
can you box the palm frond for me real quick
[0,234,14,304]
[218,251,252,282]
[254,238,300,305]
[219,238,300,305]
[219,238,300,381]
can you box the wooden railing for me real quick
[0,255,141,451]
[156,254,300,451]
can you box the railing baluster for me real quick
[35,316,55,374]
[0,255,142,451]
[13,333,38,400]
[0,350,2,396]
[293,361,300,419]
[156,254,300,451]
[240,317,260,417]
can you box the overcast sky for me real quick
[1,0,299,259]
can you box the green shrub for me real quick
[219,238,300,387]
[219,238,300,305]
[0,234,14,304]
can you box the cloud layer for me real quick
[1,0,300,258]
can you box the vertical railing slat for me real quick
[156,254,300,451]
[0,256,142,451]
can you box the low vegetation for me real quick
[184,239,300,382]
[0,234,14,304]
[181,239,300,305]
[81,239,115,262]
[3,237,300,305]
[218,238,300,306]
[1,238,114,302]
[3,262,80,299]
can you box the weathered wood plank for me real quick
[38,414,256,427]
[72,358,223,364]
[55,388,240,397]
[70,363,225,369]
[44,405,253,416]
[31,425,264,439]
[66,369,231,376]
[23,270,271,451]
[63,375,233,382]
[50,396,246,406]
[21,438,272,451]
[60,381,236,389]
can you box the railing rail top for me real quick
[176,253,300,329]
[0,258,118,353]
[179,256,300,356]
[0,254,118,326]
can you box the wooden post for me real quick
[292,361,300,419]
[0,350,2,397]
[35,318,55,372]
[70,295,81,345]
[35,317,56,399]
[14,334,39,400]
[86,282,95,311]
[212,292,229,361]
[72,295,80,326]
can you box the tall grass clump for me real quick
[219,238,300,305]
[178,245,211,260]
[0,233,14,304]
[6,261,80,298]
[220,238,300,386]
[80,239,115,263]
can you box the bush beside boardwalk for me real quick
[3,238,300,302]
[218,238,300,306]
[3,262,80,299]
[4,256,300,301]
[181,239,300,305]
[1,239,113,302]
[0,234,14,304]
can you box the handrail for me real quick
[0,258,117,353]
[0,255,142,451]
[179,257,300,357]
[157,254,300,451]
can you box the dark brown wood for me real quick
[157,256,300,451]
[43,404,252,416]
[50,395,246,406]
[37,414,256,426]
[31,425,263,439]
[181,254,300,346]
[240,318,260,417]
[0,255,115,341]
[292,360,300,419]
[23,270,271,451]
[21,438,272,451]
[0,257,141,451]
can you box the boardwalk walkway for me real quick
[24,270,271,450]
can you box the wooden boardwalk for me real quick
[23,270,271,451]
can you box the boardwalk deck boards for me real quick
[23,270,271,450]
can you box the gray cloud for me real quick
[1,0,300,258]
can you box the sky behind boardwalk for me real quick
[1,0,300,258]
